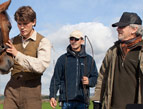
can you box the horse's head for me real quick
[0,0,13,74]
[0,0,11,47]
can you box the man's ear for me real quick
[131,26,138,34]
[33,19,36,27]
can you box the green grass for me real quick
[42,101,93,109]
[0,101,93,109]
[0,104,3,109]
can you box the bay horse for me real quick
[0,0,14,74]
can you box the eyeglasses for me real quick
[70,37,80,41]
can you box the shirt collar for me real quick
[20,30,37,41]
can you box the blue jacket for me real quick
[49,45,98,104]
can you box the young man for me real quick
[92,12,143,109]
[3,6,51,109]
[49,30,98,109]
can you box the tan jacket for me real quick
[91,43,143,109]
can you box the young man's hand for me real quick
[6,40,18,57]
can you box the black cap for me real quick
[112,12,142,27]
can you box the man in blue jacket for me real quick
[49,30,98,109]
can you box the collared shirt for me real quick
[13,30,51,74]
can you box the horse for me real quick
[0,0,14,74]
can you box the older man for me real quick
[92,12,143,109]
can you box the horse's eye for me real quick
[8,24,12,30]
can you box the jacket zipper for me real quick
[75,57,79,97]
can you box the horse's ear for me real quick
[0,0,11,13]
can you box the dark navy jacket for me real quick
[49,45,98,104]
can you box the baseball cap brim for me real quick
[112,22,130,27]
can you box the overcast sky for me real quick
[0,0,143,95]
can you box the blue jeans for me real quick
[62,101,88,109]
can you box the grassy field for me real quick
[0,101,93,109]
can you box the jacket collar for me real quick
[114,36,143,48]
[66,45,87,57]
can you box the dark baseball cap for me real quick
[112,12,142,27]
